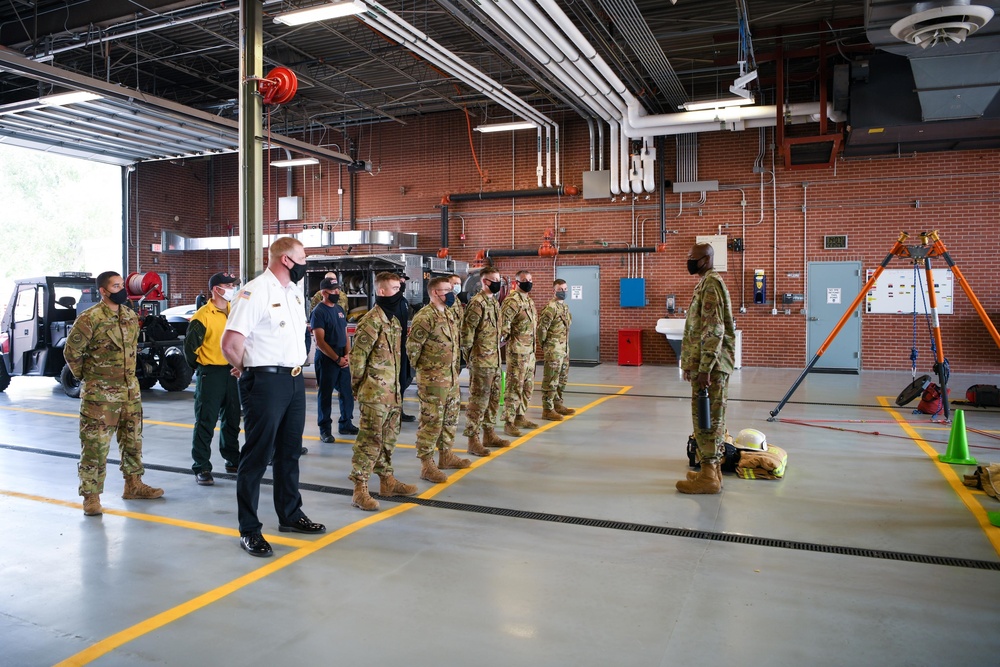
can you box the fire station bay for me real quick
[1,2,1000,666]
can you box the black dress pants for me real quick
[236,370,306,535]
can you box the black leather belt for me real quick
[246,365,302,377]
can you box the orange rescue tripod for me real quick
[768,231,1000,422]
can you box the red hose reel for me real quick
[258,67,298,105]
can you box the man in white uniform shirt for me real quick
[221,237,325,557]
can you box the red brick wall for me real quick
[129,112,1000,372]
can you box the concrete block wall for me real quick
[129,111,1000,372]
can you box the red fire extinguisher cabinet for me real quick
[618,329,643,366]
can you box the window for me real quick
[13,287,37,323]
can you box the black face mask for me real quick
[286,258,307,283]
[327,292,339,303]
[444,292,456,308]
[687,258,703,275]
[555,291,567,301]
[487,281,501,294]
[107,288,129,306]
[519,281,533,293]
[375,291,404,311]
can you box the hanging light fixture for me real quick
[270,157,319,167]
[474,120,537,133]
[273,0,366,26]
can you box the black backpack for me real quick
[966,384,1000,408]
[687,435,740,473]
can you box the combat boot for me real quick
[122,475,164,499]
[503,421,522,437]
[467,434,491,457]
[484,427,511,448]
[419,457,448,483]
[515,415,539,430]
[541,408,563,421]
[352,481,380,511]
[554,402,576,416]
[439,449,471,469]
[685,464,723,488]
[82,493,103,516]
[378,474,418,497]
[676,460,722,495]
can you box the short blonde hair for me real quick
[268,236,303,264]
[375,271,401,291]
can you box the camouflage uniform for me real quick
[680,268,736,460]
[407,304,460,459]
[537,296,572,411]
[349,304,402,483]
[500,289,537,423]
[63,301,144,496]
[461,290,502,437]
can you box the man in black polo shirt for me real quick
[311,277,357,440]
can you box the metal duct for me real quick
[161,229,417,251]
[865,0,1000,121]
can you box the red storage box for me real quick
[618,329,643,366]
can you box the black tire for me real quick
[60,364,81,399]
[138,377,157,390]
[159,354,193,392]
[0,362,10,392]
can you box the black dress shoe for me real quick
[225,464,238,474]
[278,516,326,534]
[240,532,273,557]
[195,471,214,486]
[300,446,309,455]
[338,424,359,435]
[400,412,416,423]
[319,432,335,443]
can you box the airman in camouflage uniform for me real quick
[348,272,418,510]
[461,266,507,455]
[537,279,576,421]
[448,273,465,324]
[677,243,736,495]
[500,270,538,436]
[63,271,163,516]
[407,276,470,483]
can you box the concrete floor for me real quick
[2,365,999,667]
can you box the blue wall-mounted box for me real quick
[620,278,646,307]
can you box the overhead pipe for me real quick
[476,244,667,260]
[441,185,579,204]
[438,204,449,257]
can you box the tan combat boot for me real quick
[82,493,103,516]
[467,434,491,457]
[515,415,539,430]
[122,475,164,499]
[676,460,722,495]
[352,481,380,511]
[503,421,522,437]
[554,402,576,416]
[419,457,448,483]
[484,427,511,448]
[541,408,563,421]
[378,474,418,496]
[685,464,723,488]
[439,449,471,469]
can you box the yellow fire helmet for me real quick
[734,428,768,451]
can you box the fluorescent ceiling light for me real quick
[679,96,755,111]
[273,0,366,26]
[38,91,103,106]
[474,121,537,133]
[271,157,319,167]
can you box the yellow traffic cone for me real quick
[938,409,978,465]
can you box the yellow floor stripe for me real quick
[877,396,1000,556]
[49,387,630,665]
[0,489,309,547]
